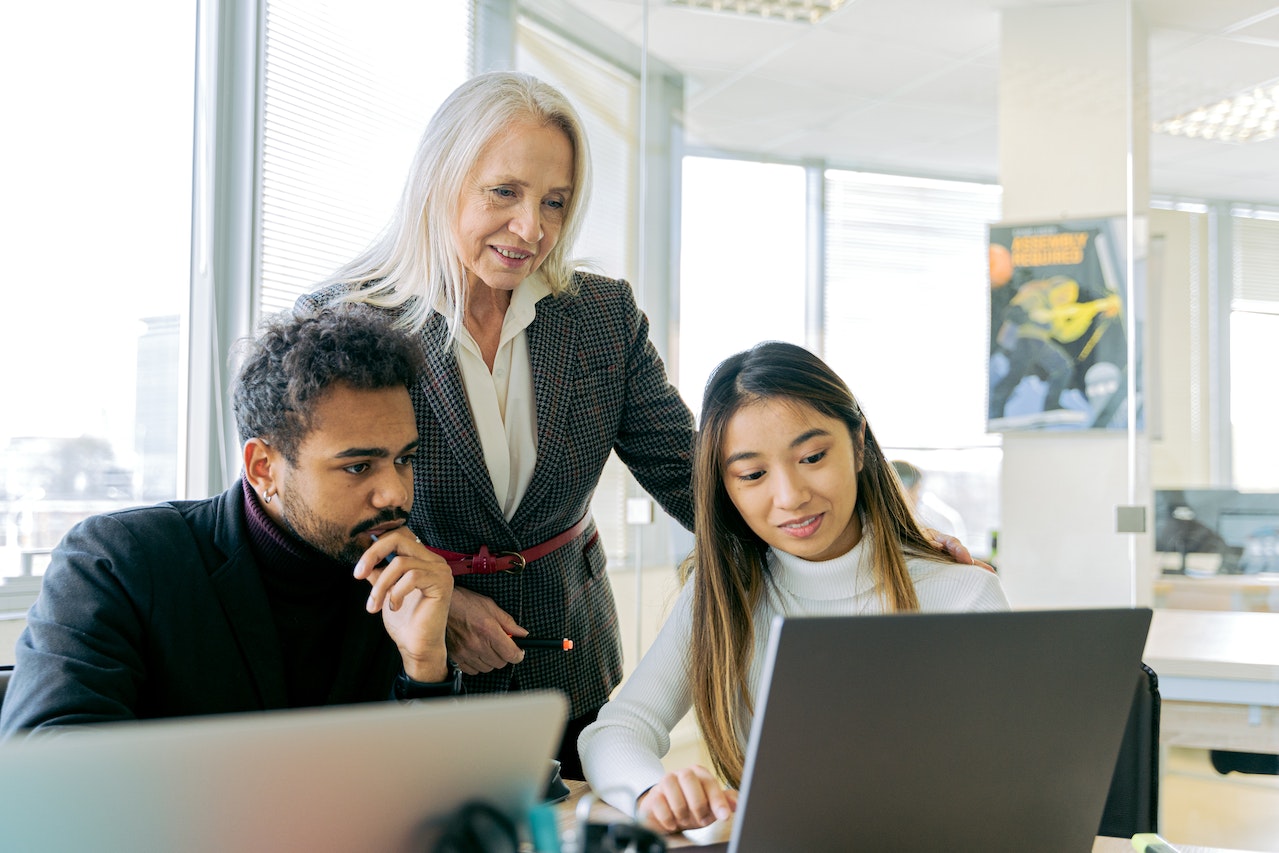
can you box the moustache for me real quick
[349,507,411,538]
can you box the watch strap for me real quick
[392,660,463,700]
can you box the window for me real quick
[1230,209,1279,489]
[0,2,197,656]
[678,157,808,416]
[824,170,1002,447]
[824,171,1003,557]
[258,0,470,317]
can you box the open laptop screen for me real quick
[730,608,1152,853]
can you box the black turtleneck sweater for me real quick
[240,476,389,708]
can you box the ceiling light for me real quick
[1154,81,1279,144]
[668,0,847,25]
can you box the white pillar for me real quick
[996,1,1153,608]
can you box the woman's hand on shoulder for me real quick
[924,528,995,573]
[637,765,737,833]
[444,587,526,674]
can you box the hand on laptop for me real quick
[355,526,454,682]
[443,587,527,674]
[637,765,738,833]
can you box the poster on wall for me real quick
[987,216,1144,432]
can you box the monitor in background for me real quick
[0,691,567,853]
[1219,511,1279,574]
[1155,488,1238,575]
[728,608,1153,853]
[1154,488,1279,575]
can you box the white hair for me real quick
[324,71,593,334]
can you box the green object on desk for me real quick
[1132,833,1179,853]
[528,802,561,852]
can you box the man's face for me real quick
[271,383,418,564]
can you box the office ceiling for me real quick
[536,0,1279,205]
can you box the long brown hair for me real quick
[684,341,952,786]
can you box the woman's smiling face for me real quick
[721,397,864,562]
[453,119,574,296]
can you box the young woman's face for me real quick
[453,119,574,296]
[721,398,863,562]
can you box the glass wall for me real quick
[518,0,1151,605]
[0,2,197,653]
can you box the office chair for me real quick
[1209,749,1279,776]
[1098,663,1161,837]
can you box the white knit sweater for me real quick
[578,534,1011,812]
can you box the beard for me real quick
[277,490,408,565]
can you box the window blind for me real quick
[823,170,1002,448]
[258,0,470,318]
[1232,208,1279,312]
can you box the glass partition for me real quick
[517,0,1155,607]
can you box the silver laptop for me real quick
[0,691,566,853]
[728,608,1153,853]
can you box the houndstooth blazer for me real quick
[304,272,695,718]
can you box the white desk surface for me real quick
[1141,609,1279,752]
[1145,609,1279,683]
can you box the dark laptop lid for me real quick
[729,608,1153,853]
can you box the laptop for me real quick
[0,691,566,853]
[723,608,1153,853]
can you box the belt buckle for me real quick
[497,551,527,575]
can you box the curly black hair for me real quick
[232,303,424,464]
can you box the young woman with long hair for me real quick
[579,341,1009,831]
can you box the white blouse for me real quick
[448,273,550,519]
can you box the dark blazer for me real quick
[0,486,401,737]
[305,272,695,718]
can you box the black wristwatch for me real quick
[392,660,463,700]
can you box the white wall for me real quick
[995,2,1153,609]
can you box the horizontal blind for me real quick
[1232,209,1279,313]
[258,0,470,318]
[824,171,1002,448]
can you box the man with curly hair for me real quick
[2,305,459,737]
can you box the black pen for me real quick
[511,636,575,651]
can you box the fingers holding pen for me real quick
[356,528,453,614]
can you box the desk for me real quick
[558,782,1258,852]
[1153,574,1279,613]
[1144,609,1279,754]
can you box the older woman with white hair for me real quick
[302,71,696,777]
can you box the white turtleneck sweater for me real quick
[577,535,1010,813]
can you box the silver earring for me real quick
[263,491,274,504]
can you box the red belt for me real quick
[427,514,594,576]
